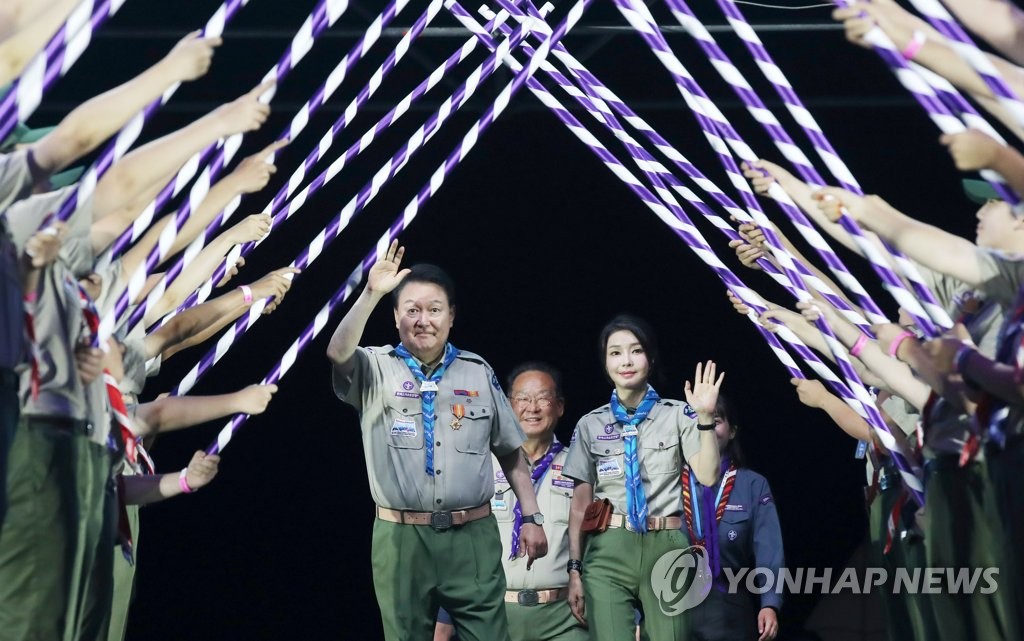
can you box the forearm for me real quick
[819,393,873,442]
[154,289,248,361]
[856,342,931,409]
[689,419,721,486]
[134,392,249,436]
[92,111,226,220]
[944,0,1024,64]
[0,0,60,39]
[989,144,1024,197]
[960,350,1024,404]
[145,235,238,325]
[168,177,246,257]
[857,197,982,285]
[568,482,592,561]
[894,340,970,410]
[326,287,382,369]
[0,0,78,85]
[120,472,185,506]
[498,448,541,515]
[89,165,181,255]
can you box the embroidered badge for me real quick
[728,529,738,541]
[495,470,507,481]
[491,373,503,392]
[683,404,698,419]
[604,423,616,434]
[552,477,574,489]
[394,391,420,399]
[454,389,479,397]
[724,504,745,512]
[390,418,417,438]
[597,457,623,479]
[402,380,415,391]
[759,494,773,505]
[596,434,621,441]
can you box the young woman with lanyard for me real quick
[562,314,724,641]
[681,395,783,641]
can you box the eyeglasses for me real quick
[510,393,558,408]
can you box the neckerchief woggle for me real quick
[394,342,458,475]
[683,457,736,579]
[509,439,564,559]
[610,385,659,533]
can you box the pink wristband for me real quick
[887,330,915,358]
[178,468,194,494]
[849,333,869,357]
[238,285,253,304]
[902,30,926,60]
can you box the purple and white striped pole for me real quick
[204,0,594,452]
[828,0,1020,208]
[126,0,440,335]
[715,0,955,332]
[94,0,354,347]
[614,0,924,501]
[38,0,252,236]
[100,0,353,264]
[0,0,127,142]
[162,4,522,325]
[169,3,561,396]
[906,0,1024,130]
[493,0,879,334]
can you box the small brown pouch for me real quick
[581,498,613,534]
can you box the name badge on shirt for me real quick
[597,457,623,479]
[420,380,439,393]
[622,424,638,437]
[390,417,418,438]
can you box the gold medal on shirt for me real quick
[450,403,465,430]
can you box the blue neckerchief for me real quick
[610,385,659,533]
[394,342,458,475]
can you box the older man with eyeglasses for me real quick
[436,362,586,641]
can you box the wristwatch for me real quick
[566,559,583,575]
[521,512,545,526]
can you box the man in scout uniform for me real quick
[436,362,587,641]
[327,241,548,641]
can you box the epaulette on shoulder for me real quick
[454,349,486,364]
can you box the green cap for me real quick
[963,179,1001,205]
[46,166,84,189]
[0,123,55,152]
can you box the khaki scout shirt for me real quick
[563,399,700,518]
[911,262,1001,456]
[6,186,109,444]
[491,447,572,591]
[333,345,526,512]
[867,395,920,484]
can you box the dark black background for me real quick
[37,0,979,638]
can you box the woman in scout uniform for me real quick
[562,314,724,641]
[682,395,783,641]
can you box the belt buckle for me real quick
[430,511,453,531]
[517,589,539,606]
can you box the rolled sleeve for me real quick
[331,346,378,415]
[488,368,525,457]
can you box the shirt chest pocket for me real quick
[548,481,573,524]
[452,404,492,455]
[720,509,750,545]
[641,439,680,475]
[385,398,424,450]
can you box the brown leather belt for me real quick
[607,514,681,532]
[504,587,568,606]
[375,504,491,531]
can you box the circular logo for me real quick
[650,545,713,616]
[604,423,616,434]
[402,381,414,391]
[728,529,737,541]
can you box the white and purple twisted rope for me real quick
[204,0,592,452]
[170,4,555,396]
[163,3,519,326]
[615,0,923,501]
[716,0,954,333]
[0,0,127,141]
[94,0,352,347]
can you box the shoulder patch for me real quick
[570,428,578,444]
[759,494,773,506]
[682,403,698,419]
[491,372,503,393]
